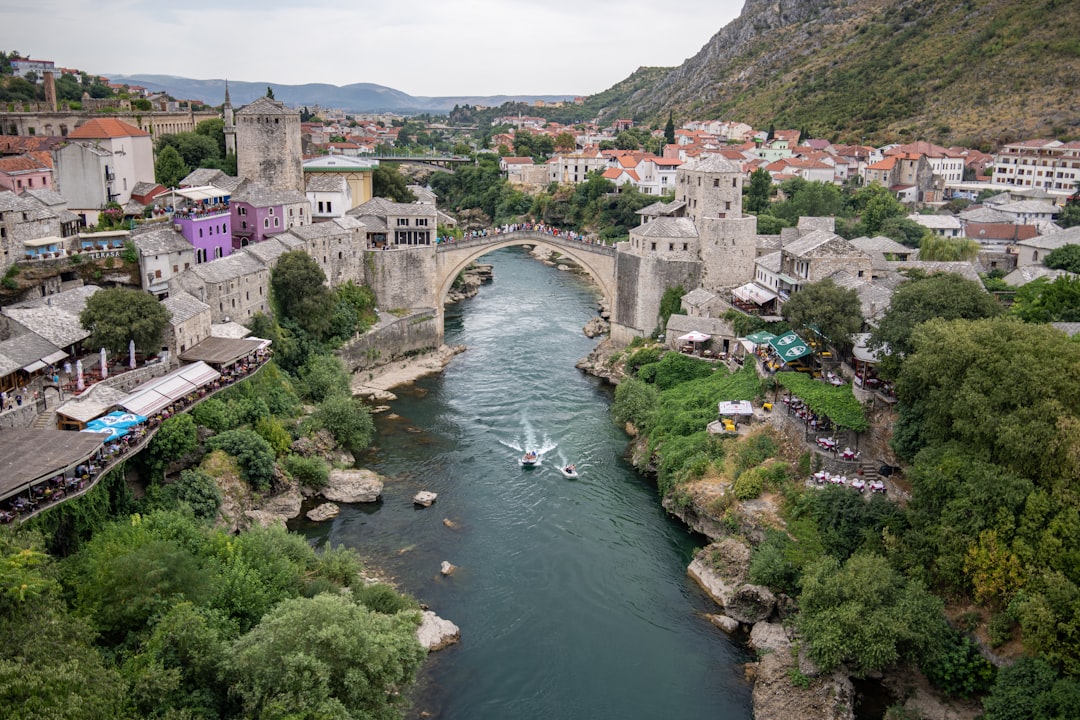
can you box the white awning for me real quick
[43,350,68,364]
[733,283,778,305]
[23,236,64,248]
[718,400,754,415]
[22,360,46,373]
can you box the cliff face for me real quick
[595,0,1080,145]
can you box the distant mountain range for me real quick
[108,75,576,114]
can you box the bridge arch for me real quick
[433,231,616,313]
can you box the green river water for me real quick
[296,247,754,719]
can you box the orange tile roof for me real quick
[68,118,150,139]
[0,154,50,173]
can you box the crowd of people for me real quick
[435,222,602,245]
[0,346,271,525]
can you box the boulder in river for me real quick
[440,561,457,576]
[322,469,384,503]
[307,503,340,522]
[417,610,460,651]
[414,490,438,507]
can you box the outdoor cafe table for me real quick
[841,448,856,460]
[829,475,846,486]
[817,437,837,450]
[850,478,866,492]
[813,470,829,484]
[869,480,886,493]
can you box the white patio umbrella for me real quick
[76,359,84,391]
[129,339,136,369]
[677,331,711,343]
[100,348,108,379]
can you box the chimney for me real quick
[43,71,57,112]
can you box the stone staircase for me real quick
[31,409,56,429]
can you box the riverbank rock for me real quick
[322,469,384,503]
[417,610,461,651]
[583,316,610,338]
[413,491,438,507]
[728,584,777,625]
[440,561,456,576]
[749,622,791,653]
[751,648,855,720]
[238,484,303,530]
[707,613,741,635]
[575,336,625,385]
[307,503,340,522]
[689,539,776,623]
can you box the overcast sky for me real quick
[2,0,745,97]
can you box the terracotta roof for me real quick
[68,118,150,139]
[0,154,50,173]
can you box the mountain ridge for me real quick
[109,74,577,114]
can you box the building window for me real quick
[713,179,719,187]
[274,217,280,227]
[264,218,270,229]
[326,201,332,213]
[173,265,178,273]
[650,242,656,251]
[268,207,274,215]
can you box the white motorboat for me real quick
[560,464,579,479]
[520,450,540,467]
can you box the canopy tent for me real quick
[81,411,146,442]
[744,330,777,345]
[852,333,884,364]
[677,331,711,343]
[733,283,778,305]
[768,331,813,364]
[121,361,220,417]
[718,400,754,416]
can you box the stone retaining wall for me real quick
[336,309,441,373]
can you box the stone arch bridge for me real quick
[434,230,616,311]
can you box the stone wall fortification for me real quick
[363,247,438,311]
[336,310,441,373]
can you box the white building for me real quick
[132,226,196,299]
[992,139,1080,194]
[53,118,155,226]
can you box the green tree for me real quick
[983,656,1080,720]
[858,183,907,235]
[878,216,928,247]
[298,353,350,403]
[869,272,1002,379]
[79,287,171,356]
[781,278,863,352]
[313,393,375,463]
[745,167,773,214]
[372,164,416,202]
[226,592,425,720]
[157,132,221,171]
[205,429,277,490]
[1057,202,1080,229]
[266,86,274,99]
[893,317,1080,478]
[1010,274,1080,323]
[270,251,336,341]
[1045,244,1080,273]
[194,117,227,157]
[554,131,576,153]
[154,144,188,188]
[918,233,980,261]
[664,112,676,146]
[798,553,946,675]
[146,414,198,480]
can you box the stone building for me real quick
[161,290,212,356]
[131,225,196,299]
[286,218,366,286]
[347,197,437,248]
[169,251,270,324]
[231,96,304,194]
[676,155,758,290]
[0,190,62,272]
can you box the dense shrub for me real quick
[283,454,330,489]
[205,429,276,490]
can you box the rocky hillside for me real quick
[592,0,1080,146]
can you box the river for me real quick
[296,247,754,719]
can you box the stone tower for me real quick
[676,156,757,291]
[234,95,303,193]
[223,81,236,156]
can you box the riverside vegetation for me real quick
[0,252,432,719]
[610,312,1080,717]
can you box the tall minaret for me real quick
[223,80,236,156]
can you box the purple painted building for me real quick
[229,182,310,250]
[170,185,233,264]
